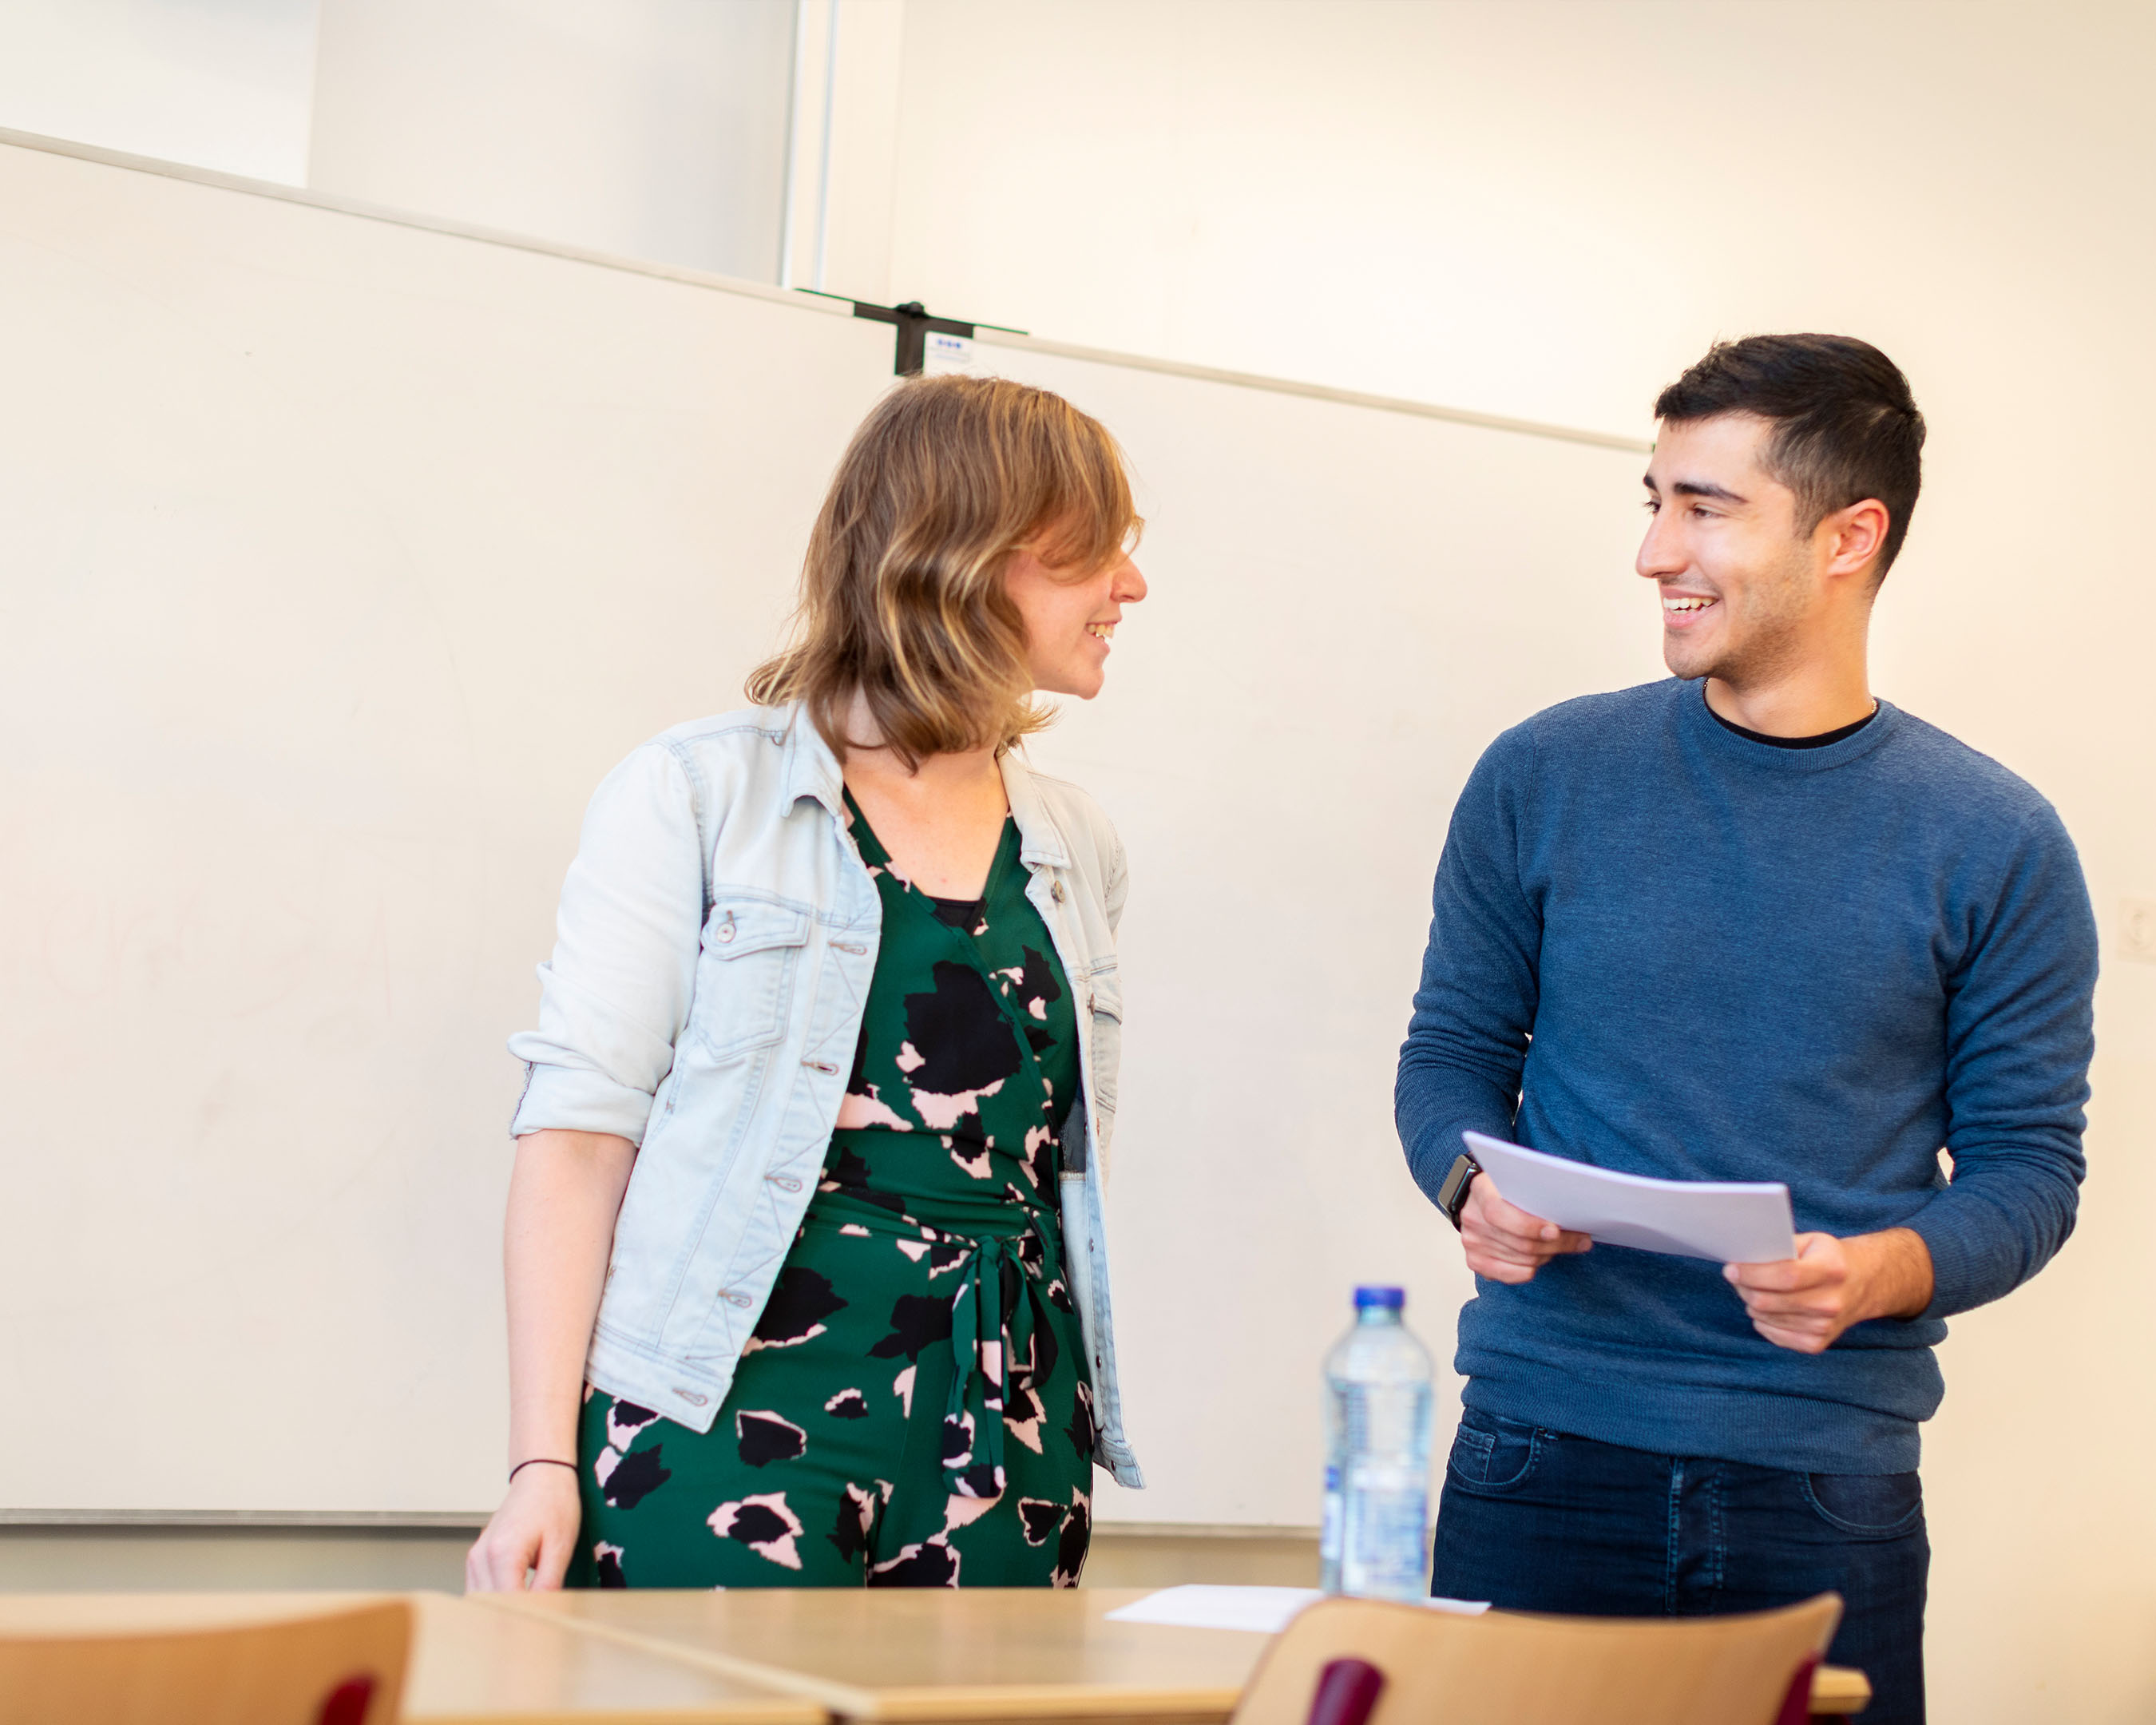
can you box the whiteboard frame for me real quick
[0,123,1646,457]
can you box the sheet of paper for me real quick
[1463,1131,1796,1264]
[1104,1584,1488,1634]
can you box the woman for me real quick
[466,375,1147,1591]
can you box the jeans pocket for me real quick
[1446,1410,1539,1491]
[1802,1470,1924,1538]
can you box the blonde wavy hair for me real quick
[747,373,1140,767]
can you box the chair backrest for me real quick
[1231,1594,1842,1725]
[0,1597,410,1725]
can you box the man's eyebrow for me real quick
[1671,478,1748,504]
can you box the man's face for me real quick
[1636,414,1821,687]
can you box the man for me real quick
[1395,334,2095,1724]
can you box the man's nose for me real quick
[1635,514,1684,580]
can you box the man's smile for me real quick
[1662,589,1719,628]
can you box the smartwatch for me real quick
[1437,1151,1480,1231]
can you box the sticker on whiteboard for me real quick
[923,331,975,375]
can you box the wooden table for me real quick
[0,1592,822,1725]
[494,1588,1872,1720]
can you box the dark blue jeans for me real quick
[1433,1409,1928,1725]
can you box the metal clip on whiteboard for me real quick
[796,290,1025,375]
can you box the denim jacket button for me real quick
[1050,881,1066,903]
[714,912,736,943]
[768,1173,802,1192]
[673,1387,709,1406]
[803,1058,838,1074]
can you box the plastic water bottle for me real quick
[1320,1285,1435,1600]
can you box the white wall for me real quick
[0,0,319,183]
[307,0,796,281]
[867,5,2156,1721]
[0,0,906,296]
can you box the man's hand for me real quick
[1459,1173,1592,1284]
[1724,1227,1936,1354]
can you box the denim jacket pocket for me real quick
[1446,1410,1539,1491]
[1085,964,1123,1115]
[1802,1470,1924,1538]
[690,894,811,1062]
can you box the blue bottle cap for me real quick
[1353,1285,1405,1310]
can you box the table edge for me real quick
[474,1592,1869,1720]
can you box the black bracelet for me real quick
[508,1457,577,1483]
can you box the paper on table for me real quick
[1104,1585,1488,1634]
[1463,1131,1795,1264]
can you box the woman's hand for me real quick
[1458,1172,1592,1284]
[466,1462,583,1591]
[473,1128,637,1593]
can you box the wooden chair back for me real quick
[0,1597,409,1725]
[1231,1594,1843,1725]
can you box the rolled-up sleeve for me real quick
[508,740,708,1145]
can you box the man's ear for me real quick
[1821,498,1889,582]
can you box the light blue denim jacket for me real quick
[509,704,1143,1488]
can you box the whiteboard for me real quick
[0,130,1658,1523]
[0,133,892,1514]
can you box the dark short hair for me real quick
[1655,335,1925,576]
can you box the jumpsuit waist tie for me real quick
[944,1225,1057,1501]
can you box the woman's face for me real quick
[1004,541,1148,700]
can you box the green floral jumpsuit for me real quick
[567,792,1095,1587]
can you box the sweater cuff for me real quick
[1402,1116,1467,1204]
[509,1061,656,1146]
[1902,1197,1993,1321]
[1402,1109,1510,1208]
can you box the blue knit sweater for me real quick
[1396,679,2096,1473]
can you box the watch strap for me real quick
[1437,1152,1480,1231]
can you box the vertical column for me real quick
[775,0,907,302]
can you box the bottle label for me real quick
[1341,1485,1429,1600]
[1319,1465,1342,1562]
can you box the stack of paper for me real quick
[1104,1585,1487,1633]
[1462,1131,1794,1263]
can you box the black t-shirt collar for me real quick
[1702,684,1880,751]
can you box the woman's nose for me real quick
[1116,558,1148,602]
